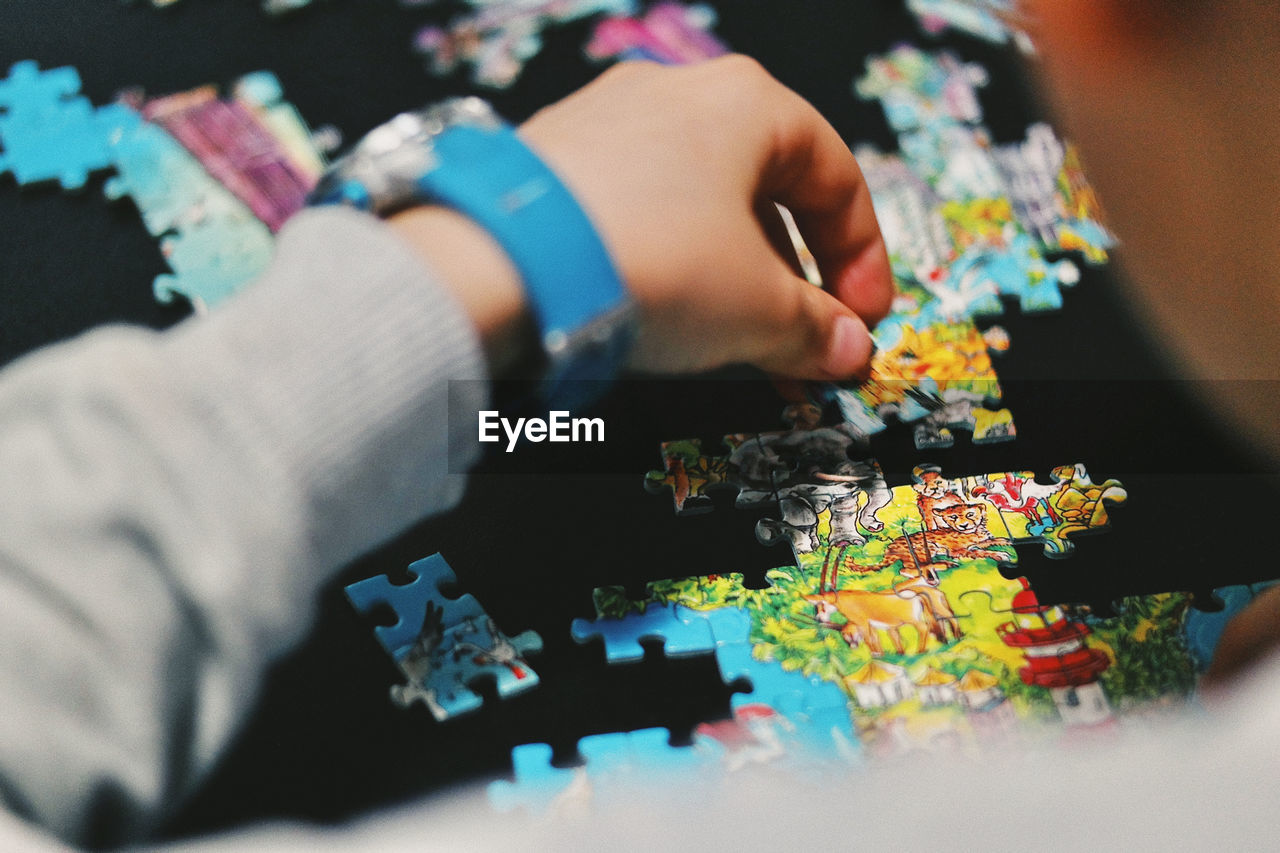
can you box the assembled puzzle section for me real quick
[0,60,329,313]
[346,553,543,721]
[808,46,1114,448]
[111,69,330,311]
[608,458,1269,768]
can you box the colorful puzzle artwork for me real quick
[346,553,543,721]
[906,0,1033,52]
[0,61,329,312]
[410,0,637,89]
[490,457,1270,812]
[810,46,1115,447]
[584,1,728,65]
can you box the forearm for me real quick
[0,206,486,845]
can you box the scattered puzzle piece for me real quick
[907,0,1034,52]
[346,553,542,721]
[585,1,727,65]
[0,61,140,190]
[141,77,318,231]
[412,0,636,89]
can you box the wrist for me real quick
[388,205,536,379]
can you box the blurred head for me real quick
[1023,2,1280,459]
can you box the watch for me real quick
[308,97,634,408]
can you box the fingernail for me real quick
[826,315,872,378]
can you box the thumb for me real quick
[746,273,875,380]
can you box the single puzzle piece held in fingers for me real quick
[346,553,542,721]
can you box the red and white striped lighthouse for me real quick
[998,582,1113,727]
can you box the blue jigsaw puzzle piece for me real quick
[346,554,541,721]
[105,119,228,235]
[676,604,751,648]
[570,602,716,663]
[0,61,82,117]
[487,743,579,814]
[154,216,274,311]
[0,98,140,190]
[345,552,485,658]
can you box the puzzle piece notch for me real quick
[346,553,542,721]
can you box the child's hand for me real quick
[520,56,893,378]
[393,56,893,381]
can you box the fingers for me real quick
[736,249,875,380]
[1201,585,1280,696]
[750,68,895,326]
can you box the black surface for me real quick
[1,1,1277,842]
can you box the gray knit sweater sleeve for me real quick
[0,206,488,846]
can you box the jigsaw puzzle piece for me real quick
[819,319,1009,449]
[0,84,140,190]
[570,600,716,663]
[401,616,542,720]
[413,0,637,88]
[643,438,731,515]
[907,0,1030,49]
[912,396,1015,450]
[346,553,541,720]
[143,83,314,231]
[153,215,275,311]
[585,1,726,65]
[232,71,333,182]
[1030,463,1129,556]
[346,553,486,656]
[105,118,224,236]
[487,742,579,814]
[855,46,988,134]
[490,726,725,815]
[0,61,82,117]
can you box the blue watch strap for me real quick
[422,124,633,398]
